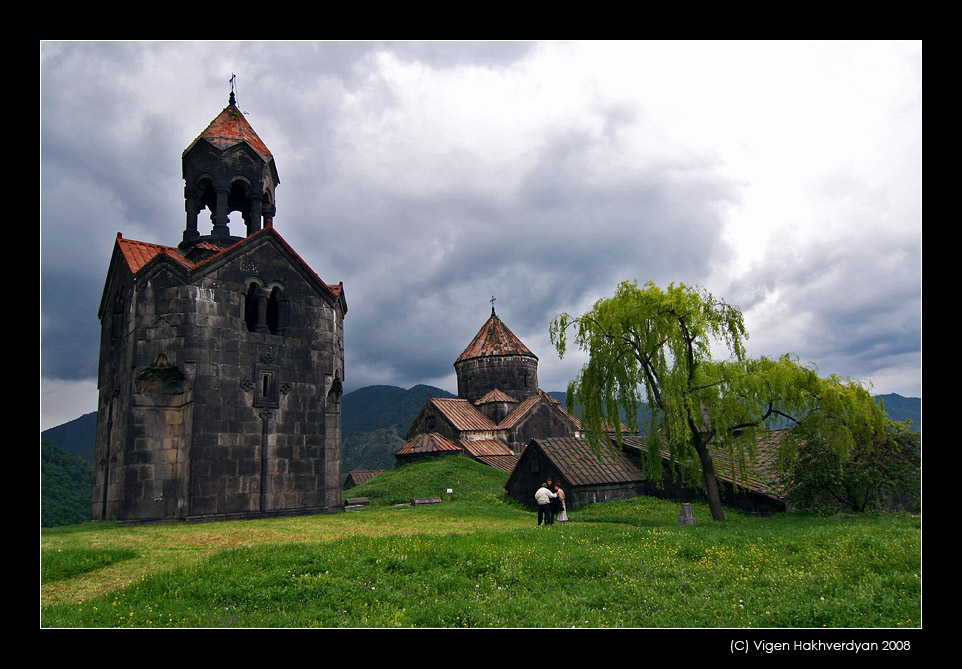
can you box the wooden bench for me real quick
[412,497,443,506]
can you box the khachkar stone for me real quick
[454,305,539,405]
[91,92,346,524]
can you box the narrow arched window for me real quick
[266,287,280,334]
[245,281,288,335]
[244,283,263,333]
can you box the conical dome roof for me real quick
[455,308,537,364]
[184,93,274,163]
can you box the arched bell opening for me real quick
[245,280,289,335]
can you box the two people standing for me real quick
[535,478,568,526]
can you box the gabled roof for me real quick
[184,100,273,162]
[528,437,646,487]
[104,228,346,310]
[473,454,520,473]
[395,432,461,456]
[344,470,386,486]
[115,234,193,274]
[459,439,519,472]
[428,397,500,432]
[475,388,518,405]
[455,309,537,364]
[498,390,576,430]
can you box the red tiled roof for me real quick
[458,439,514,457]
[455,309,537,364]
[430,397,499,431]
[116,234,193,273]
[395,432,462,456]
[110,229,345,307]
[475,388,517,405]
[185,102,273,161]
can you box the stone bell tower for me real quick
[181,90,279,249]
[92,91,346,523]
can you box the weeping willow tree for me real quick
[550,280,885,522]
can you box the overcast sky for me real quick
[40,41,921,430]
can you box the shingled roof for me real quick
[395,432,462,456]
[619,429,788,500]
[455,309,537,364]
[428,397,500,431]
[344,469,386,487]
[115,234,193,273]
[529,437,646,487]
[497,391,574,430]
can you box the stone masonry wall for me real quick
[455,355,539,405]
[93,233,344,523]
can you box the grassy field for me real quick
[40,458,921,628]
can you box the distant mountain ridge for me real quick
[41,412,97,463]
[875,393,921,430]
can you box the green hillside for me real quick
[343,454,516,507]
[40,457,921,629]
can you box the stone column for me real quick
[246,196,263,236]
[212,186,231,238]
[254,286,270,334]
[183,188,201,244]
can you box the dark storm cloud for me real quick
[41,41,921,429]
[320,120,741,392]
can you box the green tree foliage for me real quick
[780,405,920,513]
[41,440,93,527]
[550,280,887,522]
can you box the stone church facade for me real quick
[92,94,346,523]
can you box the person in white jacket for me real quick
[534,483,557,526]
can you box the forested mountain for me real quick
[41,440,93,527]
[41,412,97,463]
[875,393,921,431]
[341,384,455,473]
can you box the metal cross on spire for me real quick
[229,74,237,106]
[490,295,497,315]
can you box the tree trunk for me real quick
[693,440,727,522]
